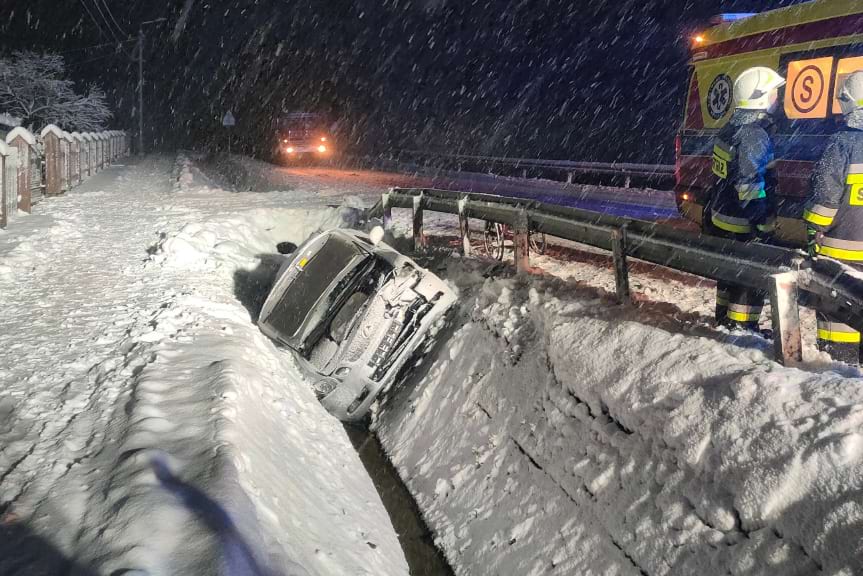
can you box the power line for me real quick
[87,0,121,43]
[56,39,135,56]
[66,52,122,67]
[97,0,128,39]
[78,0,111,41]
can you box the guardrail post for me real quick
[381,190,392,232]
[567,172,574,184]
[458,196,471,256]
[769,271,802,366]
[611,227,630,304]
[624,175,631,189]
[412,192,426,252]
[513,209,530,273]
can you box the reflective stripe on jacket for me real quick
[804,127,863,262]
[709,111,777,236]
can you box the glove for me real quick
[807,226,821,257]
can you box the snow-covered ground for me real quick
[0,154,407,575]
[4,152,862,576]
[183,155,863,574]
[375,260,863,576]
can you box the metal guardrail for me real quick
[376,187,863,366]
[365,150,675,189]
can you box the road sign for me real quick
[222,111,236,127]
[785,57,833,120]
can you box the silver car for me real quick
[258,229,457,421]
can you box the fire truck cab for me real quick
[276,112,334,163]
[676,1,863,245]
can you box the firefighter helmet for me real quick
[838,70,863,116]
[733,67,786,112]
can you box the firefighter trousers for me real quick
[705,224,767,331]
[816,313,860,365]
[716,281,766,330]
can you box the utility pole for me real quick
[138,26,144,156]
[136,18,167,156]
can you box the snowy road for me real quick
[215,156,681,222]
[0,156,407,575]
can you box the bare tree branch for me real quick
[0,51,112,131]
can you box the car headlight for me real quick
[317,145,327,153]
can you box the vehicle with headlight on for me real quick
[276,112,333,162]
[257,228,457,422]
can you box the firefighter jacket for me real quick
[804,110,863,262]
[709,111,778,235]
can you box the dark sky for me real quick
[1,0,807,162]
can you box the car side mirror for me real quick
[277,241,298,255]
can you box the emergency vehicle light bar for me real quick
[709,13,757,25]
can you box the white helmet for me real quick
[837,70,863,116]
[734,67,786,112]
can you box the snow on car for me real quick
[258,227,456,421]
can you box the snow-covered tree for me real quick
[0,51,112,131]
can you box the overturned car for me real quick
[258,228,457,422]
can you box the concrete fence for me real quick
[0,125,129,229]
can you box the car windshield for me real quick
[264,235,369,342]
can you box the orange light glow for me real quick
[321,136,327,142]
[682,193,691,201]
[317,145,327,153]
[286,147,295,153]
[693,35,705,44]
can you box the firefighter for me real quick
[804,69,863,365]
[707,66,786,330]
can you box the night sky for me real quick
[1,0,807,162]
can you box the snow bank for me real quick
[126,183,405,574]
[0,213,72,281]
[173,152,198,192]
[148,206,361,270]
[376,262,863,576]
[66,288,406,575]
[0,155,408,576]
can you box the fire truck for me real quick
[276,112,334,163]
[675,1,863,244]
